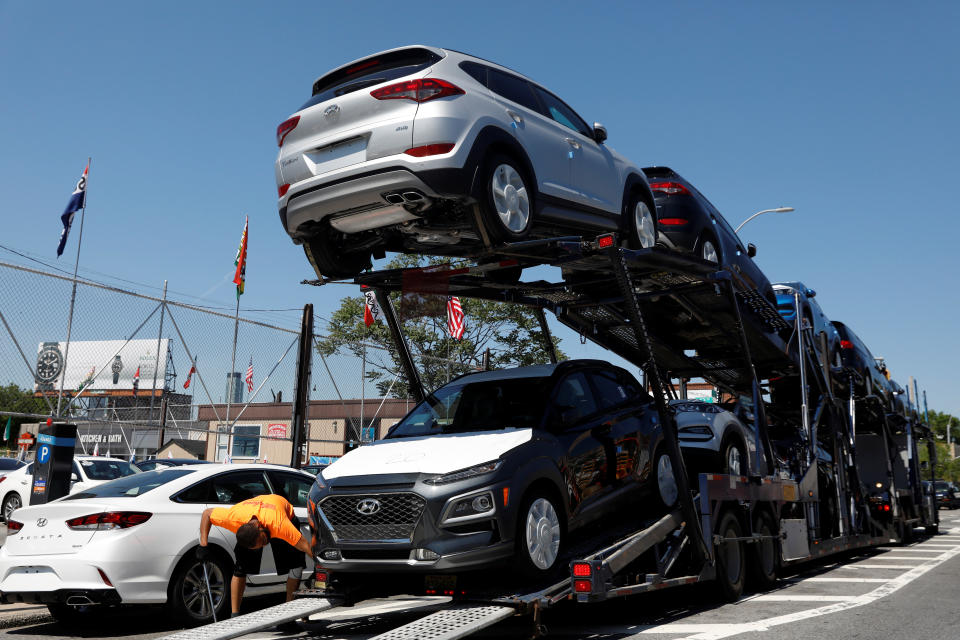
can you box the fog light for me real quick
[414,548,440,561]
[321,549,341,561]
[472,495,492,512]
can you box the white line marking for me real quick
[626,542,960,640]
[838,564,914,569]
[872,556,938,560]
[796,577,887,583]
[747,595,858,602]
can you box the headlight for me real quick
[441,490,497,525]
[424,460,502,485]
[674,402,723,414]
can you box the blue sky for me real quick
[1,2,957,415]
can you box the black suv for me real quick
[307,360,671,580]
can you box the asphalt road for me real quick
[3,513,960,640]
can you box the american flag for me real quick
[447,296,465,340]
[245,357,254,393]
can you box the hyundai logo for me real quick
[356,498,381,516]
[36,518,47,528]
[323,104,341,119]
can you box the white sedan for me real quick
[0,463,316,625]
[1,456,140,522]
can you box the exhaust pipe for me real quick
[66,595,96,606]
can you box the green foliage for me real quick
[0,384,47,446]
[919,441,960,483]
[927,410,960,443]
[317,255,565,397]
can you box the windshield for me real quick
[64,469,195,499]
[935,481,952,491]
[78,459,140,481]
[388,377,549,439]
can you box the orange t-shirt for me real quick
[209,494,302,547]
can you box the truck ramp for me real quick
[156,596,339,640]
[368,604,516,640]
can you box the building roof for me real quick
[158,438,206,458]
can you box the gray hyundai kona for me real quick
[275,46,657,279]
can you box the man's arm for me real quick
[293,534,312,557]
[199,507,214,546]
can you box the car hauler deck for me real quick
[165,236,937,640]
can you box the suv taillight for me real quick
[6,520,22,534]
[66,512,152,530]
[649,181,689,195]
[276,116,300,147]
[371,78,464,103]
[840,340,854,349]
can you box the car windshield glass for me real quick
[387,377,548,438]
[935,482,951,491]
[78,459,139,480]
[0,459,24,471]
[63,469,194,499]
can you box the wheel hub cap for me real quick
[658,454,678,506]
[635,202,655,248]
[526,498,560,570]
[728,447,742,476]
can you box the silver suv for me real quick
[275,45,658,279]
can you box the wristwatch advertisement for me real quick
[35,342,64,392]
[111,355,123,384]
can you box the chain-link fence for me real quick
[0,260,468,465]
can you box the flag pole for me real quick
[226,296,239,460]
[56,157,91,417]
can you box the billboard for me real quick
[35,339,169,394]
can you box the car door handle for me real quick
[564,137,581,149]
[505,109,523,125]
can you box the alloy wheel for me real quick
[657,453,678,507]
[634,201,656,248]
[491,164,530,233]
[727,445,743,476]
[180,561,225,619]
[702,239,719,263]
[3,494,21,521]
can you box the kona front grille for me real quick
[319,493,425,542]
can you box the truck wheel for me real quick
[714,511,745,601]
[479,154,533,244]
[167,549,231,625]
[748,511,779,590]
[516,490,564,580]
[303,233,371,280]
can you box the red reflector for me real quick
[840,340,854,349]
[278,184,290,198]
[403,143,455,157]
[6,520,22,533]
[315,571,328,582]
[97,568,113,587]
[574,579,592,593]
[658,218,689,226]
[884,504,891,512]
[596,234,616,248]
[371,78,464,103]
[648,181,689,195]
[572,563,592,577]
[66,512,152,530]
[276,115,300,147]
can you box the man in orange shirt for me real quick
[198,494,312,617]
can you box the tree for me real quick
[927,410,960,443]
[317,255,565,398]
[0,383,48,449]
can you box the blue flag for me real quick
[57,163,89,257]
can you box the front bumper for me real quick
[309,474,517,574]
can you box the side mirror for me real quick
[592,123,607,144]
[747,243,757,258]
[806,289,816,298]
[70,473,80,483]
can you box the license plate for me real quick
[306,137,367,176]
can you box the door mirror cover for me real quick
[747,243,757,258]
[592,122,607,144]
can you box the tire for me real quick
[2,492,22,522]
[626,193,657,249]
[699,233,720,264]
[515,489,564,581]
[167,549,231,625]
[47,602,97,626]
[654,449,679,509]
[720,437,748,477]
[478,154,533,244]
[714,510,745,601]
[303,233,371,280]
[748,511,779,591]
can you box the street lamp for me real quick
[735,207,795,234]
